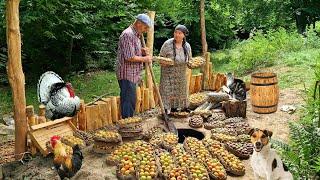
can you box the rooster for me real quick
[50,135,84,180]
[37,71,80,120]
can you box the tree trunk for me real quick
[222,100,247,118]
[200,0,207,90]
[6,0,27,159]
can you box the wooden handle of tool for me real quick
[140,35,167,115]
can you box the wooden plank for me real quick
[32,122,69,137]
[189,75,196,94]
[103,98,112,125]
[30,117,72,131]
[85,105,99,131]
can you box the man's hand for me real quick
[143,55,152,63]
[142,47,150,56]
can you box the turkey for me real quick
[37,71,80,120]
[222,72,247,101]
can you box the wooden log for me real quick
[214,73,227,91]
[117,96,121,120]
[208,62,213,90]
[203,52,210,90]
[97,101,108,127]
[189,75,196,94]
[26,106,37,156]
[6,0,27,159]
[194,74,203,93]
[85,105,99,131]
[78,100,86,131]
[143,88,150,111]
[111,97,118,123]
[210,73,216,90]
[222,100,247,118]
[135,86,142,113]
[186,68,192,95]
[102,98,112,125]
[37,105,46,124]
[149,89,155,109]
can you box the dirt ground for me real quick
[1,88,304,180]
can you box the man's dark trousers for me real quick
[118,80,136,118]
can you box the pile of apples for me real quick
[171,145,193,168]
[95,130,121,141]
[168,167,189,180]
[162,133,178,149]
[62,135,85,148]
[204,158,227,179]
[211,133,238,142]
[118,116,142,125]
[189,161,209,180]
[184,137,211,162]
[158,151,176,177]
[135,142,157,180]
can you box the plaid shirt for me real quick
[116,26,143,83]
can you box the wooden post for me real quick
[97,101,108,127]
[200,0,208,90]
[189,75,196,94]
[194,74,203,93]
[78,100,86,131]
[145,11,155,91]
[222,100,247,118]
[143,88,150,111]
[111,97,118,123]
[102,98,112,125]
[203,52,211,90]
[37,105,46,124]
[117,96,121,120]
[26,106,37,155]
[85,105,99,131]
[6,0,27,159]
[208,62,213,90]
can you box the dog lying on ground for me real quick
[249,128,293,180]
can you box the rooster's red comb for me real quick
[51,135,61,142]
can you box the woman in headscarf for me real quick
[159,24,192,114]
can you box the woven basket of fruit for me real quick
[153,56,174,66]
[155,149,176,179]
[224,117,246,124]
[189,92,208,109]
[237,134,251,143]
[149,133,164,147]
[226,122,250,135]
[93,143,120,154]
[93,130,122,143]
[116,161,137,180]
[188,56,205,69]
[207,113,227,122]
[117,117,142,128]
[172,111,189,118]
[203,121,225,130]
[211,128,237,136]
[189,115,203,128]
[203,158,227,180]
[187,161,210,180]
[74,130,94,145]
[135,145,158,180]
[61,135,86,149]
[106,155,120,166]
[211,133,238,142]
[216,153,245,176]
[161,133,179,151]
[143,127,165,140]
[224,142,253,159]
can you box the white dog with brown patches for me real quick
[249,128,293,180]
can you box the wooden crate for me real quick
[28,117,77,156]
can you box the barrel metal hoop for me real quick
[252,104,278,108]
[251,74,276,78]
[251,82,278,86]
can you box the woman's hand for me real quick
[159,59,174,67]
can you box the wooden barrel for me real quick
[250,72,279,114]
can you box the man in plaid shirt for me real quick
[116,14,153,118]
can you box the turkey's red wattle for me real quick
[66,83,75,98]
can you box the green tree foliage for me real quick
[0,0,319,85]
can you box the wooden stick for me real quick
[145,11,155,90]
[86,92,112,106]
